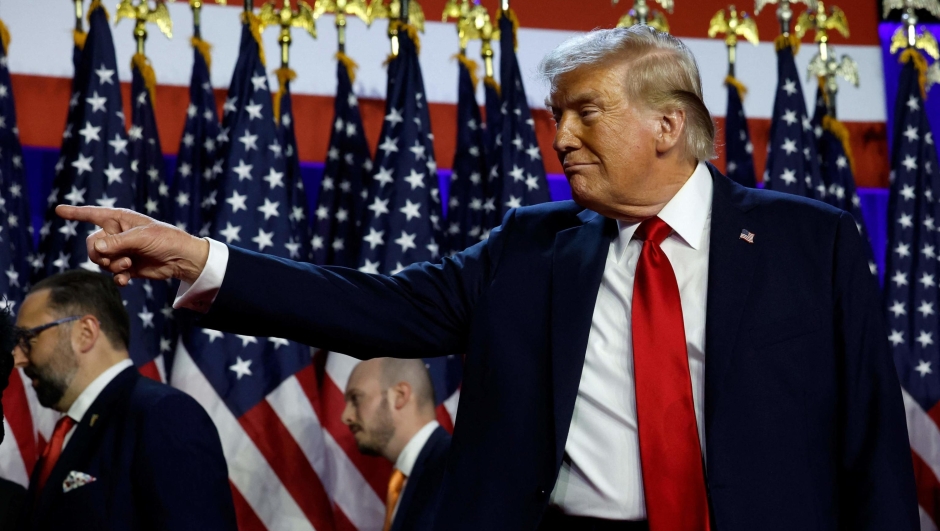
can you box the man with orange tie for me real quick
[11,270,236,531]
[60,25,916,531]
[342,358,450,531]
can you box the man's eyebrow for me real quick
[546,90,602,110]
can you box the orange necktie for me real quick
[383,469,407,531]
[35,415,76,493]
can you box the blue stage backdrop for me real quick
[21,145,889,281]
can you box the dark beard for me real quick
[23,335,76,409]
[25,363,70,409]
[355,396,396,456]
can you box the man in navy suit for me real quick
[59,25,916,531]
[342,358,450,531]
[11,270,237,531]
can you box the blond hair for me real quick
[538,25,716,161]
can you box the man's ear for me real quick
[656,108,686,154]
[391,382,413,410]
[73,315,101,355]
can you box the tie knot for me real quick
[53,415,76,436]
[634,217,672,246]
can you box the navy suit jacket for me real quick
[22,366,237,531]
[199,167,918,531]
[392,426,451,531]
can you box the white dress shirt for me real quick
[175,163,714,520]
[549,163,713,519]
[390,420,441,520]
[61,358,135,449]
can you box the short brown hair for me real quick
[30,270,130,350]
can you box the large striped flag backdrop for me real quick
[884,43,940,531]
[172,10,341,530]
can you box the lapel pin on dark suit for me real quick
[89,414,99,427]
[739,229,755,244]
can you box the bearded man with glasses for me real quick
[11,270,237,531]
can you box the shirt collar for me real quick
[66,358,134,423]
[394,420,440,476]
[613,162,714,262]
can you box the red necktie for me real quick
[35,415,76,493]
[632,217,710,531]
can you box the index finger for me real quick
[55,205,135,234]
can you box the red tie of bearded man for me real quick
[36,415,76,493]
[632,217,710,531]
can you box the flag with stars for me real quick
[762,38,825,200]
[488,9,549,224]
[127,53,174,382]
[35,3,161,375]
[357,28,442,275]
[810,86,877,276]
[723,76,756,187]
[310,55,372,267]
[481,72,501,234]
[173,16,338,530]
[882,50,940,529]
[445,55,487,255]
[0,19,30,310]
[171,38,222,238]
[275,68,312,263]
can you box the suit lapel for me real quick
[32,367,138,514]
[550,210,614,469]
[703,168,761,436]
[391,427,445,531]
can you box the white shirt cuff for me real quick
[173,238,229,313]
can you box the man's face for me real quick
[548,60,662,219]
[342,363,395,456]
[13,291,79,409]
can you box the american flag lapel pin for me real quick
[739,229,755,244]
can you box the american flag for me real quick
[0,15,72,494]
[354,24,460,430]
[310,56,372,268]
[128,53,172,382]
[33,4,161,380]
[357,28,442,275]
[0,19,30,310]
[883,50,940,531]
[172,15,342,530]
[165,36,223,384]
[723,76,756,187]
[445,55,487,255]
[762,38,825,200]
[486,9,549,228]
[810,87,877,276]
[170,37,221,239]
[276,69,313,263]
[481,69,501,234]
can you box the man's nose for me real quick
[552,116,581,154]
[12,345,28,369]
[340,403,354,426]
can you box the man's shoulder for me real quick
[505,200,594,233]
[127,375,210,424]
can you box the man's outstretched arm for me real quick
[57,204,511,357]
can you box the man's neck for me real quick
[384,415,437,464]
[57,352,130,413]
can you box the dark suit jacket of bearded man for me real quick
[193,165,918,531]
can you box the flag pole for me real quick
[74,0,84,33]
[191,0,203,39]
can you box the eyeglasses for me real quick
[13,316,81,356]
